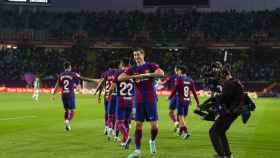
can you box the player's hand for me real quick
[195,106,201,112]
[97,97,101,103]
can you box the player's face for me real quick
[119,63,124,70]
[174,67,178,75]
[177,69,182,75]
[133,51,144,65]
[65,65,72,71]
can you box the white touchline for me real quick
[0,116,37,121]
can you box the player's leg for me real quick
[148,103,159,154]
[65,96,76,131]
[121,106,132,149]
[107,98,116,140]
[104,100,109,135]
[34,89,39,101]
[64,108,71,131]
[149,121,158,154]
[68,96,76,122]
[127,103,144,158]
[117,118,131,149]
[178,104,191,139]
[168,98,179,131]
[62,96,70,131]
[125,106,132,134]
[32,89,36,100]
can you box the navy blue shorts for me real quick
[108,95,117,115]
[135,102,158,122]
[62,95,76,110]
[169,97,178,110]
[116,106,132,120]
[177,101,190,117]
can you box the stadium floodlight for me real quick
[7,0,27,2]
[30,0,48,3]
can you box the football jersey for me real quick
[57,71,81,97]
[125,62,159,104]
[114,70,134,107]
[102,68,118,99]
[169,75,197,104]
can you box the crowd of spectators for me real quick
[0,47,279,85]
[0,47,92,83]
[0,9,280,86]
[1,9,280,41]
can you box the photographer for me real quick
[209,69,244,158]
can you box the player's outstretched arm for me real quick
[94,79,104,95]
[51,82,60,100]
[80,76,100,82]
[108,82,116,97]
[139,68,165,79]
[147,68,165,78]
[118,73,133,81]
[191,81,200,110]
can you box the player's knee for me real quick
[150,121,158,130]
[136,122,143,129]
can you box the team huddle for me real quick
[50,48,239,158]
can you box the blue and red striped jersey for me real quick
[102,68,118,99]
[169,75,199,105]
[113,70,134,108]
[57,71,81,97]
[163,74,177,87]
[125,62,159,104]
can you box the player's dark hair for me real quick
[221,69,231,78]
[64,61,71,69]
[133,48,145,55]
[175,65,187,74]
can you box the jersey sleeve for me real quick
[74,72,81,80]
[149,63,160,72]
[190,80,200,105]
[124,67,133,75]
[113,73,120,83]
[56,75,61,85]
[169,79,179,99]
[163,76,171,84]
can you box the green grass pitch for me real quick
[0,93,280,158]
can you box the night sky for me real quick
[50,0,280,11]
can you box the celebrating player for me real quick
[52,61,96,131]
[118,48,164,158]
[159,68,179,131]
[94,61,118,136]
[169,65,200,139]
[109,58,133,149]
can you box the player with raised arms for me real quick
[118,48,164,158]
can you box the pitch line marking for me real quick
[0,115,37,121]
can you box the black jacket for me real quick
[219,78,244,113]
